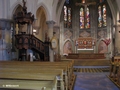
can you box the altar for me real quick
[77,48,94,53]
[75,37,95,53]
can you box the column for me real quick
[46,20,55,62]
[53,26,60,53]
[114,25,120,55]
[53,26,60,61]
[0,19,12,61]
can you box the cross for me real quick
[75,0,96,11]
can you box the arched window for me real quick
[85,7,90,28]
[98,0,107,27]
[80,7,85,29]
[64,0,72,28]
[79,0,90,29]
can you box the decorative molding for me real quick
[76,37,94,49]
[46,20,55,28]
[98,30,106,38]
[80,30,90,37]
[46,20,55,24]
[13,0,34,25]
[64,30,72,40]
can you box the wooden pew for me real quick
[0,67,69,90]
[0,68,64,90]
[0,79,55,90]
[0,60,74,90]
[0,60,74,86]
[0,65,68,90]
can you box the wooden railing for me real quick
[15,34,49,61]
[109,56,120,87]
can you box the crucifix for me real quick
[75,0,96,11]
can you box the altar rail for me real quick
[66,53,106,59]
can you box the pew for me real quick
[0,79,55,90]
[0,68,64,90]
[0,60,74,82]
[0,65,69,89]
[0,60,75,90]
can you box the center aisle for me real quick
[73,66,120,90]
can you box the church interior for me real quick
[0,0,120,90]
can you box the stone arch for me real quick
[107,0,118,25]
[55,0,65,25]
[56,0,117,26]
[35,6,47,41]
[10,1,23,19]
[36,3,50,21]
[13,5,22,15]
[51,0,59,23]
[97,38,108,53]
[63,39,73,56]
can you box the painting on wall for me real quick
[63,40,73,55]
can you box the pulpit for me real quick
[13,0,49,61]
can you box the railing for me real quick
[15,34,49,61]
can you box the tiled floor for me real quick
[74,66,110,73]
[73,66,120,90]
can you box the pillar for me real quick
[53,26,60,54]
[113,25,120,55]
[0,19,13,61]
[46,20,55,62]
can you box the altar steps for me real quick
[74,59,110,66]
[74,66,110,73]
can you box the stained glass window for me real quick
[80,7,84,29]
[85,7,90,28]
[64,0,72,28]
[98,6,102,27]
[80,6,90,29]
[103,5,106,26]
[68,7,71,28]
[98,0,107,27]
[64,6,67,28]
